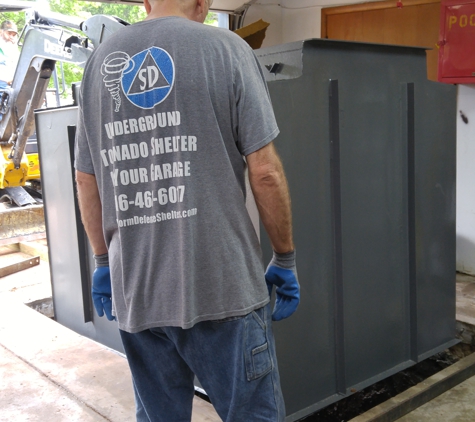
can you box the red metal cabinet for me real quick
[438,0,475,83]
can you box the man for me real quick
[0,21,19,89]
[75,0,299,421]
[0,21,19,122]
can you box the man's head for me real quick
[144,0,213,23]
[1,21,18,44]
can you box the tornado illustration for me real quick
[101,51,131,112]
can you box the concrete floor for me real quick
[394,272,475,422]
[0,244,220,422]
[397,375,475,422]
[2,241,475,421]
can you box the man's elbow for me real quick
[249,164,286,192]
[76,170,96,187]
[247,142,288,189]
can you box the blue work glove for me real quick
[265,250,300,321]
[92,253,115,321]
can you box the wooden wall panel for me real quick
[322,0,441,80]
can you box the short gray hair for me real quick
[1,20,18,33]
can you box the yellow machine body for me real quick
[26,152,40,181]
[0,145,30,189]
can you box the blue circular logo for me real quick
[121,47,175,109]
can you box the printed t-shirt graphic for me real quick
[121,47,175,109]
[75,17,278,331]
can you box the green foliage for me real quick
[0,10,28,33]
[49,0,147,23]
[46,1,148,100]
[48,0,81,17]
[76,2,147,23]
[205,12,218,26]
[50,63,83,103]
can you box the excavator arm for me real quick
[0,7,127,193]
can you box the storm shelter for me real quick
[256,39,457,420]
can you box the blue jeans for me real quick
[119,304,285,422]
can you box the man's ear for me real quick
[143,0,152,15]
[194,0,208,22]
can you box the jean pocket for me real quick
[244,307,273,381]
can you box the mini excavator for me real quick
[0,4,127,205]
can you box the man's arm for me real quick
[75,170,107,255]
[247,141,294,253]
[247,141,299,321]
[76,170,115,321]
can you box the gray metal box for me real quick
[256,39,457,420]
[36,106,124,353]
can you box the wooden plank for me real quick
[18,241,49,262]
[322,0,440,19]
[321,0,440,80]
[325,2,439,45]
[0,233,46,247]
[349,351,475,422]
[0,256,40,278]
[1,243,20,254]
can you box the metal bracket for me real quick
[265,63,283,74]
[0,255,40,278]
[0,187,38,207]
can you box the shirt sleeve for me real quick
[233,48,279,156]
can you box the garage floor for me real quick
[0,241,220,422]
[1,238,475,422]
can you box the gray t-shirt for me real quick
[75,17,279,333]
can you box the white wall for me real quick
[244,2,283,47]
[281,3,322,43]
[244,0,323,47]
[456,85,475,275]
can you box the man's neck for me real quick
[145,3,190,21]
